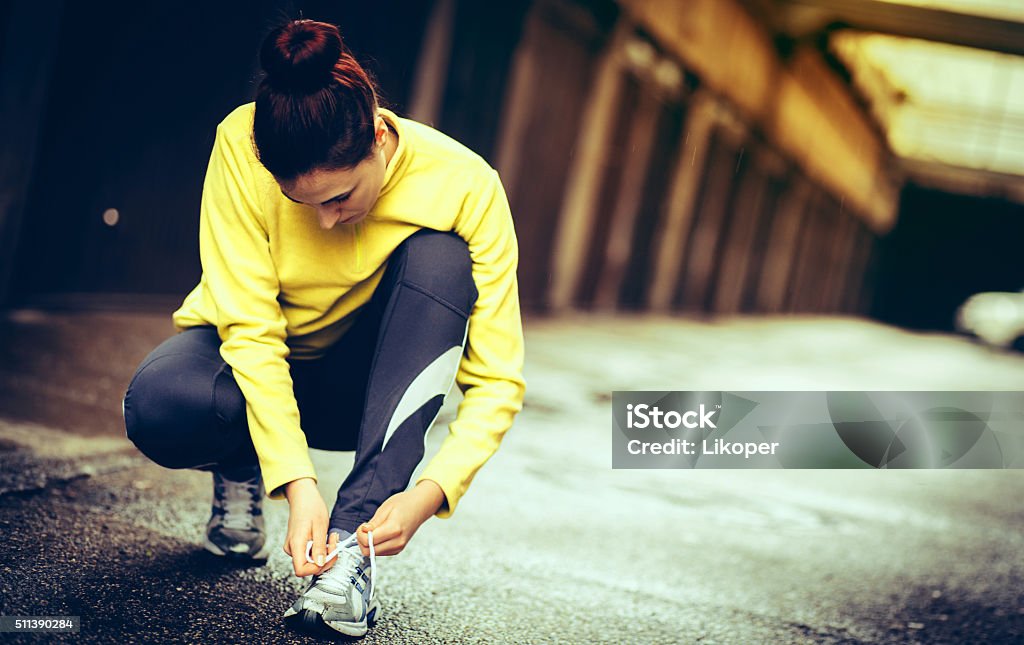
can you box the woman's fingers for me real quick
[289,534,306,575]
[359,510,399,543]
[356,520,403,556]
[363,534,408,556]
[290,532,321,577]
[368,522,403,544]
[317,531,341,574]
[311,521,328,567]
[361,502,393,534]
[283,482,331,576]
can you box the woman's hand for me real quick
[356,480,446,557]
[282,477,335,577]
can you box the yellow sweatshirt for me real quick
[171,104,526,517]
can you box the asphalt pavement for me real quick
[1,310,1022,644]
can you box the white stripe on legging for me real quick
[380,340,466,452]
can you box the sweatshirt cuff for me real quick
[261,458,318,501]
[416,437,497,519]
[415,470,456,518]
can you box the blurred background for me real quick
[1,0,1024,434]
[2,3,1024,641]
[1,0,1021,323]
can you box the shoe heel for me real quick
[368,600,382,625]
[289,608,326,635]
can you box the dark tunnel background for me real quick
[2,0,1022,335]
[872,184,1024,332]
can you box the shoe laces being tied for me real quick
[214,472,261,531]
[306,531,377,605]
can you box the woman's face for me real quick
[278,116,391,229]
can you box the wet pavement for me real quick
[1,310,1023,643]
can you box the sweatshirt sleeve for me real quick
[197,120,317,500]
[417,167,527,518]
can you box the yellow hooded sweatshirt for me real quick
[171,103,526,518]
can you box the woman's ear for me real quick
[375,115,388,148]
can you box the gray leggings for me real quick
[123,229,477,534]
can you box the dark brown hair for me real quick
[252,20,379,181]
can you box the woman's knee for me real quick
[394,229,478,315]
[124,348,246,469]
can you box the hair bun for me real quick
[260,19,342,93]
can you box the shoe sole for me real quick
[203,536,271,561]
[283,599,381,638]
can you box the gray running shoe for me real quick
[204,465,269,561]
[283,533,381,638]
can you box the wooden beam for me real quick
[780,0,1024,57]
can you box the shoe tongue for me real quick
[329,528,354,542]
[338,533,364,555]
[219,464,259,481]
[345,546,367,568]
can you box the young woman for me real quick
[122,18,525,639]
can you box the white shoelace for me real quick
[305,531,376,606]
